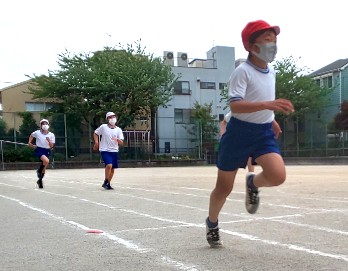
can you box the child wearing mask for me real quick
[28,119,55,189]
[93,112,124,190]
[206,20,294,247]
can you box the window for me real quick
[25,102,54,112]
[139,116,147,125]
[322,76,333,88]
[0,103,2,111]
[174,81,190,95]
[174,109,193,124]
[219,83,227,90]
[200,82,216,89]
[328,76,333,88]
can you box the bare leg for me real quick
[208,169,238,223]
[104,164,113,181]
[253,153,286,188]
[247,157,254,173]
[107,168,115,183]
[40,155,49,175]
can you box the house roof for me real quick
[0,79,32,92]
[310,58,348,77]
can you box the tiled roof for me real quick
[310,59,348,77]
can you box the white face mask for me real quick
[252,42,277,63]
[108,118,117,125]
[41,124,49,131]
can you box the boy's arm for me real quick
[28,134,35,149]
[93,132,99,151]
[230,99,294,114]
[220,120,227,136]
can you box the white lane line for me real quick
[271,219,348,236]
[1,182,347,228]
[0,194,201,271]
[9,189,347,264]
[0,184,348,262]
[220,228,348,262]
[0,194,147,253]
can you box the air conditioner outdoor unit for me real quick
[163,51,174,66]
[177,52,188,67]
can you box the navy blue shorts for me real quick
[101,151,119,168]
[217,117,281,171]
[34,147,51,159]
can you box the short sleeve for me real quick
[94,125,103,135]
[118,128,124,140]
[228,66,249,102]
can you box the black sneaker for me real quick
[102,180,108,189]
[106,183,114,190]
[245,173,259,214]
[37,179,43,189]
[206,217,222,247]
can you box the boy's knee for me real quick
[270,172,286,186]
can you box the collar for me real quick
[246,59,269,74]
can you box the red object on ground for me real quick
[86,229,103,234]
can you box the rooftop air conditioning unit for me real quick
[177,52,188,67]
[163,51,174,66]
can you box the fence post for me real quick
[64,113,68,161]
[1,140,4,170]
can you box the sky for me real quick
[1,0,347,89]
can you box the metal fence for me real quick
[1,112,348,165]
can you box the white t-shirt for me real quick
[94,124,124,152]
[228,61,276,124]
[224,111,232,123]
[31,130,55,149]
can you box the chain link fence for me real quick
[1,112,348,165]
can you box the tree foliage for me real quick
[0,118,7,138]
[274,56,332,121]
[28,41,177,129]
[184,102,219,153]
[18,112,38,140]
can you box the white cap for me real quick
[40,119,49,125]
[105,112,116,119]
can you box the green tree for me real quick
[184,102,219,158]
[18,112,38,142]
[274,56,332,153]
[274,56,331,121]
[0,118,7,139]
[28,41,177,130]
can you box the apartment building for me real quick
[156,46,235,154]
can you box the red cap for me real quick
[241,20,280,51]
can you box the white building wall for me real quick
[156,46,235,154]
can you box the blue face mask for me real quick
[252,42,277,63]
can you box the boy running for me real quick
[206,20,294,247]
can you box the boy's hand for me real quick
[93,142,99,151]
[268,99,294,115]
[272,121,282,139]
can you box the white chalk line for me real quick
[1,181,347,232]
[2,183,348,264]
[0,194,201,271]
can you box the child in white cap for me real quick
[93,112,124,190]
[28,119,55,189]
